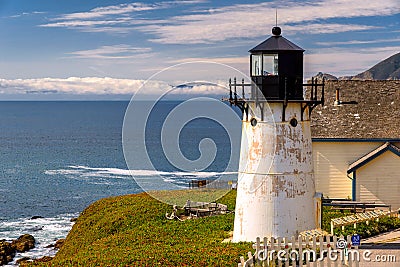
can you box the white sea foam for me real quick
[45,165,237,185]
[0,213,77,266]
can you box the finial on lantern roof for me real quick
[272,26,281,36]
[272,8,281,36]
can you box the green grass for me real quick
[149,188,232,207]
[28,193,400,266]
[30,190,250,267]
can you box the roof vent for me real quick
[334,87,358,106]
[334,88,341,106]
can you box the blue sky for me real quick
[0,0,399,99]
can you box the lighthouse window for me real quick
[263,54,278,76]
[251,55,262,76]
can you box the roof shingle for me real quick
[310,81,400,139]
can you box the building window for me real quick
[263,54,278,76]
[251,55,262,76]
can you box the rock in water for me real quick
[16,257,31,265]
[54,239,65,249]
[11,234,35,252]
[0,240,16,265]
[33,256,53,263]
[30,216,44,220]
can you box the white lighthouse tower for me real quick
[229,26,324,242]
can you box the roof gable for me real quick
[347,142,400,173]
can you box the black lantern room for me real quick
[249,26,304,100]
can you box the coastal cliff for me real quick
[26,191,249,266]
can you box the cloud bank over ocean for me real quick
[0,77,230,98]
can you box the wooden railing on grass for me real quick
[330,209,400,235]
[238,235,360,267]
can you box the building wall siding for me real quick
[312,142,384,199]
[356,151,400,209]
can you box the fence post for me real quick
[305,236,310,267]
[326,235,332,267]
[277,237,283,267]
[354,240,359,267]
[264,237,269,267]
[318,236,324,267]
[339,235,345,267]
[332,236,338,267]
[239,256,245,267]
[238,234,366,267]
[346,235,352,267]
[248,251,254,266]
[270,237,277,265]
[290,236,296,267]
[284,237,290,267]
[312,236,317,267]
[298,235,303,267]
[255,237,261,266]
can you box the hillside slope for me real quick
[29,191,249,266]
[353,52,400,80]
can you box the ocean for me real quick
[0,101,240,265]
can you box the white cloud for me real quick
[141,22,378,44]
[0,77,145,95]
[8,11,46,18]
[316,38,400,46]
[41,18,132,28]
[67,45,153,59]
[170,56,248,65]
[140,0,397,44]
[284,23,379,35]
[304,46,400,77]
[0,77,228,96]
[58,3,156,20]
[53,0,207,21]
[39,0,205,30]
[40,0,399,42]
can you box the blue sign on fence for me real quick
[351,234,361,246]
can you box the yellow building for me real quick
[311,80,400,209]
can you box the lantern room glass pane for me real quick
[251,55,262,76]
[263,54,278,75]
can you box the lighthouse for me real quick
[228,26,324,242]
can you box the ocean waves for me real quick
[45,165,237,187]
[0,213,77,266]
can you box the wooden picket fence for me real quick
[238,235,360,267]
[331,209,400,235]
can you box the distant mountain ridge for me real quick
[354,52,400,80]
[313,52,400,80]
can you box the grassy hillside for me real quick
[27,189,400,266]
[31,190,250,266]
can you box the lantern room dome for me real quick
[248,27,305,100]
[249,28,304,52]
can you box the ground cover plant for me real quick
[322,207,400,238]
[27,193,400,266]
[28,190,250,266]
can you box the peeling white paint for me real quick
[233,102,316,242]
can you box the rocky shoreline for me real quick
[0,216,77,266]
[0,234,36,265]
[0,234,66,266]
